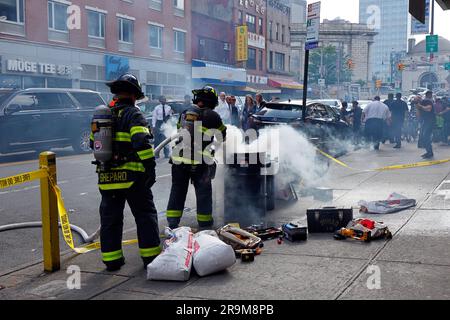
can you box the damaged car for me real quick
[250,100,352,142]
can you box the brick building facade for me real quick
[0,0,192,99]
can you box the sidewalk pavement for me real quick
[1,142,449,300]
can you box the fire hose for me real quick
[0,133,182,244]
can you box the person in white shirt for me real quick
[363,96,391,150]
[152,95,173,158]
[215,92,231,124]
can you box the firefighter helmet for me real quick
[106,74,145,100]
[192,86,219,109]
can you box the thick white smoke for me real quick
[220,125,330,187]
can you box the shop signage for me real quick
[105,55,130,81]
[238,0,266,15]
[6,59,72,76]
[247,74,268,85]
[236,26,249,62]
[248,32,265,49]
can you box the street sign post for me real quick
[305,2,321,50]
[303,1,321,120]
[426,34,439,53]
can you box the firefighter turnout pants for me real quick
[166,164,213,228]
[99,177,161,267]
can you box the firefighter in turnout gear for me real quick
[166,86,227,229]
[90,74,161,271]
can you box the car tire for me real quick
[72,129,92,154]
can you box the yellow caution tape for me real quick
[317,148,450,172]
[49,176,138,254]
[0,169,47,189]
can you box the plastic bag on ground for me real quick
[193,232,236,277]
[147,227,193,282]
[358,193,416,214]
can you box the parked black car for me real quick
[250,100,352,141]
[0,88,106,155]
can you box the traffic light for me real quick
[397,63,405,71]
[436,0,450,10]
[409,0,426,23]
[376,80,382,88]
[346,59,354,70]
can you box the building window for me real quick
[247,48,256,70]
[88,10,105,38]
[282,25,285,43]
[118,18,134,43]
[269,51,273,69]
[199,37,230,64]
[238,10,243,25]
[0,0,24,23]
[149,24,163,49]
[274,52,285,71]
[275,23,279,41]
[259,50,263,71]
[48,1,68,32]
[149,0,162,11]
[268,21,272,41]
[173,0,184,16]
[245,13,256,33]
[174,30,186,53]
[258,17,263,35]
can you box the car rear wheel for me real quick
[72,130,91,154]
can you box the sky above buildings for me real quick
[309,0,450,42]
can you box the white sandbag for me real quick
[147,227,194,282]
[193,233,236,277]
[359,193,416,214]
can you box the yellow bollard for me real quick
[39,152,60,272]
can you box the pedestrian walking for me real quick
[166,86,226,229]
[384,93,395,143]
[390,93,409,149]
[438,97,450,145]
[417,91,436,159]
[241,95,257,131]
[216,92,231,124]
[255,93,267,112]
[229,96,241,127]
[363,96,391,150]
[92,74,160,271]
[349,101,363,145]
[340,102,350,124]
[152,95,173,159]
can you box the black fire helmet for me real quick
[106,74,145,100]
[192,86,219,109]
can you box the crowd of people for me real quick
[340,91,450,159]
[215,92,268,130]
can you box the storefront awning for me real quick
[268,77,303,90]
[192,59,247,87]
[238,86,281,94]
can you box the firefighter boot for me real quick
[104,257,125,272]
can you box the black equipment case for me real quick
[306,206,353,233]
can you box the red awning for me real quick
[268,78,303,90]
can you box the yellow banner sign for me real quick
[236,25,248,62]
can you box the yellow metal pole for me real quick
[39,152,60,272]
